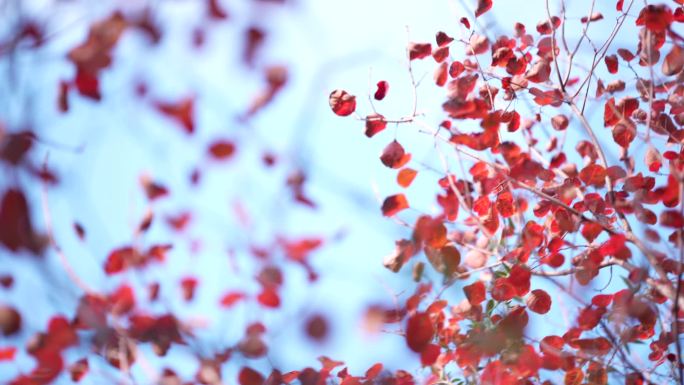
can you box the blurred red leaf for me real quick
[329,90,356,116]
[208,140,236,160]
[405,312,434,352]
[526,289,551,314]
[374,81,388,100]
[475,0,493,17]
[382,194,409,217]
[408,43,431,60]
[380,140,410,169]
[155,97,195,134]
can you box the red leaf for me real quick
[329,90,356,116]
[382,194,409,217]
[435,31,454,47]
[551,114,569,131]
[397,168,418,188]
[239,367,265,385]
[305,314,328,342]
[207,0,229,20]
[581,12,604,23]
[636,4,673,32]
[74,70,101,100]
[420,343,440,366]
[408,43,432,60]
[526,60,551,83]
[491,278,515,301]
[0,346,16,361]
[591,294,613,307]
[460,17,471,29]
[645,147,662,172]
[405,312,434,352]
[661,210,684,228]
[208,140,236,160]
[257,287,280,308]
[617,48,635,61]
[374,81,389,100]
[579,164,606,187]
[69,358,89,382]
[180,276,198,301]
[140,175,169,201]
[475,0,493,17]
[463,281,485,306]
[496,191,515,218]
[380,140,410,169]
[0,188,44,255]
[221,291,247,307]
[604,54,618,74]
[526,289,551,314]
[663,44,684,76]
[598,234,626,257]
[365,114,387,138]
[578,306,606,330]
[365,363,383,380]
[581,222,603,243]
[434,62,448,87]
[155,97,195,134]
[109,284,136,315]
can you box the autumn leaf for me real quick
[474,0,493,17]
[382,194,409,217]
[329,90,356,116]
[405,312,434,352]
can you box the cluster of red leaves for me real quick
[331,0,684,383]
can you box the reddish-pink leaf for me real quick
[460,17,471,29]
[636,4,673,32]
[239,367,265,385]
[365,363,383,380]
[591,294,614,307]
[207,0,229,20]
[109,284,136,315]
[208,140,236,160]
[463,281,486,305]
[661,210,684,228]
[420,343,440,366]
[491,278,515,301]
[382,194,409,217]
[436,31,454,47]
[0,188,43,255]
[551,114,569,131]
[408,43,432,60]
[579,164,606,187]
[663,44,684,76]
[329,89,356,116]
[69,358,89,382]
[380,140,410,169]
[526,289,551,314]
[617,48,635,61]
[365,114,387,138]
[180,276,198,302]
[645,147,662,172]
[155,97,195,134]
[0,346,16,361]
[604,54,618,74]
[304,314,328,342]
[405,312,434,352]
[374,81,389,100]
[397,168,418,188]
[581,12,604,23]
[475,0,493,17]
[221,291,247,307]
[257,287,280,308]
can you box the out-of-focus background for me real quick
[0,0,642,383]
